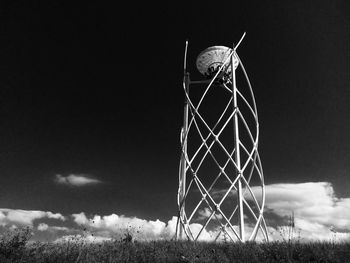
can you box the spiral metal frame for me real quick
[176,34,269,242]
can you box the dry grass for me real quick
[1,227,349,262]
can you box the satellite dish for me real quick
[196,46,239,78]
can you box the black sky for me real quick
[0,1,349,221]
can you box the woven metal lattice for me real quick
[176,37,268,242]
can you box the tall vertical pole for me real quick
[231,47,245,242]
[179,72,190,239]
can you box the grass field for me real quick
[1,227,350,262]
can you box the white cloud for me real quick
[37,223,49,231]
[72,212,89,225]
[71,213,225,242]
[55,174,101,186]
[72,212,172,241]
[196,208,223,221]
[67,182,350,242]
[50,226,70,231]
[210,182,350,242]
[0,208,65,226]
[46,211,66,221]
[262,182,350,232]
[235,182,350,242]
[0,209,216,242]
[2,182,349,243]
[0,212,6,227]
[263,182,350,241]
[185,223,213,241]
[37,223,69,232]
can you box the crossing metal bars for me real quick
[176,34,268,242]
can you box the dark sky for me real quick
[0,0,350,222]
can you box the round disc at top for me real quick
[196,46,238,77]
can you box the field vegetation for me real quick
[0,227,349,262]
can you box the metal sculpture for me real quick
[176,33,268,242]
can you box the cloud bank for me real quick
[1,182,349,242]
[37,223,69,232]
[72,212,177,241]
[262,182,350,241]
[0,208,65,227]
[55,174,101,186]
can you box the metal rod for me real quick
[184,40,188,74]
[179,73,190,239]
[177,40,190,240]
[234,32,246,51]
[189,80,212,84]
[231,46,245,242]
